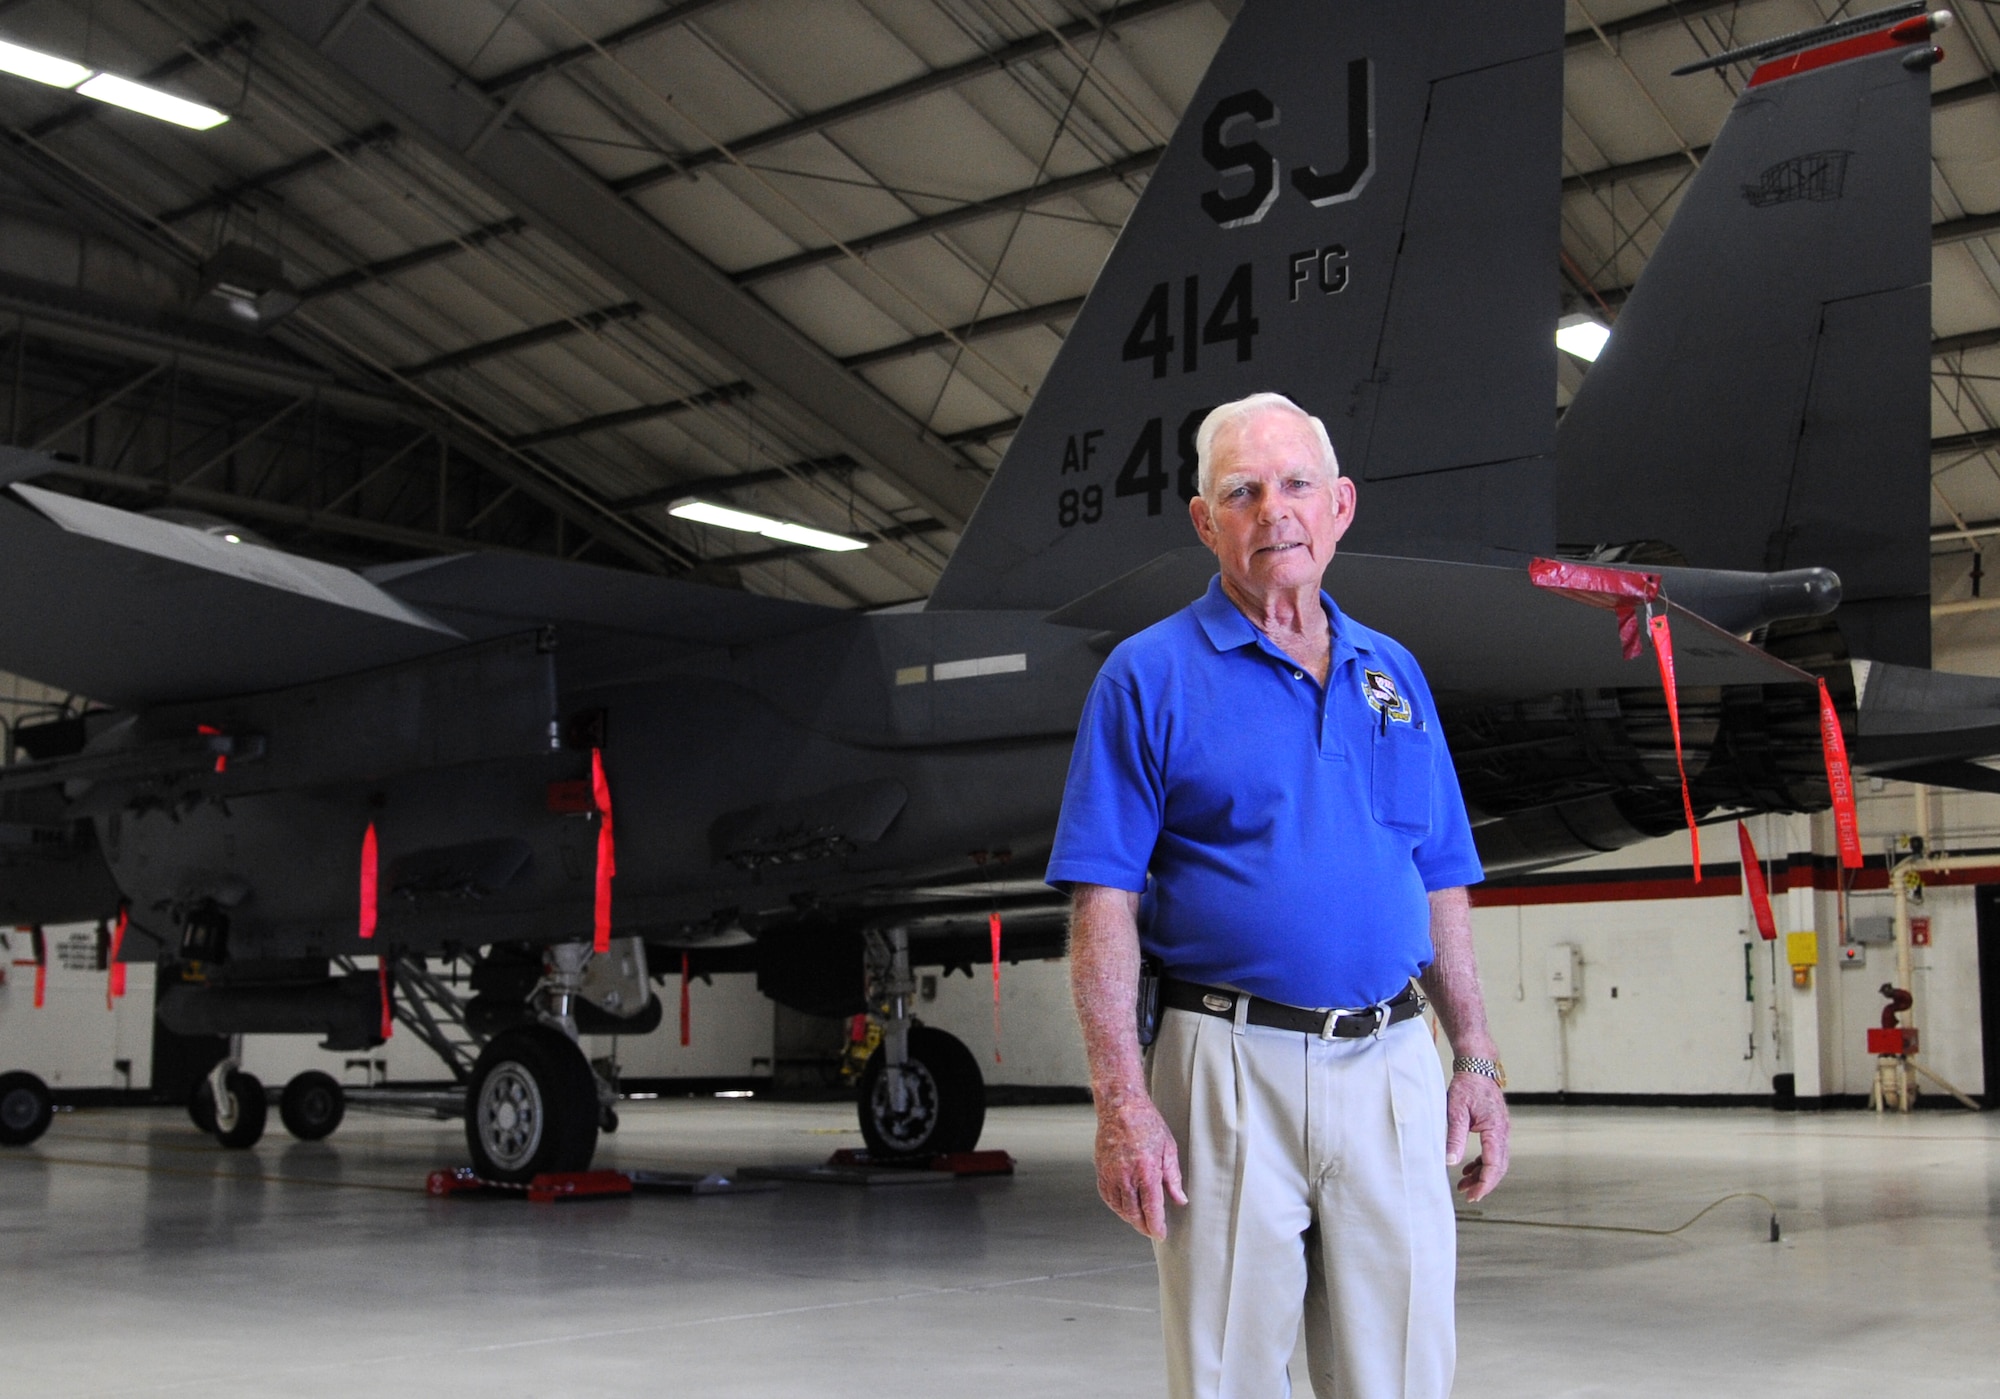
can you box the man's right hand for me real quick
[1094,1096,1187,1239]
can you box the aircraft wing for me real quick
[0,439,845,707]
[1047,547,1813,694]
[0,479,463,707]
[367,552,843,645]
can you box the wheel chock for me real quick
[526,1170,633,1202]
[426,1167,504,1197]
[929,1150,1015,1176]
[425,1167,634,1201]
[825,1148,1015,1176]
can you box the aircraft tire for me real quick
[279,1071,346,1141]
[0,1072,53,1147]
[213,1072,268,1150]
[464,1027,598,1183]
[189,1082,217,1134]
[857,1025,986,1160]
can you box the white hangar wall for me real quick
[1458,796,1991,1104]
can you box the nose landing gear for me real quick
[857,927,985,1159]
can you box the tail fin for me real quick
[1555,19,1936,666]
[930,0,1563,612]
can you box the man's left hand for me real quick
[1444,1071,1509,1201]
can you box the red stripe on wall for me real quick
[1469,856,2000,907]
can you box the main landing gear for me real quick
[857,927,985,1159]
[463,942,609,1182]
[0,1071,53,1147]
[172,942,635,1171]
[465,1025,600,1181]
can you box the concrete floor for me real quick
[2,1101,1997,1398]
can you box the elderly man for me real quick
[1047,392,1509,1399]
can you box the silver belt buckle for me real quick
[1319,1008,1343,1041]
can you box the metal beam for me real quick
[1935,326,2000,357]
[399,301,643,377]
[27,364,166,450]
[249,0,988,529]
[1933,517,2000,545]
[839,296,1082,371]
[1933,426,2000,456]
[515,295,1081,447]
[947,416,1021,446]
[0,278,674,570]
[157,123,397,226]
[1563,149,1703,196]
[175,396,310,488]
[736,149,1159,287]
[508,379,752,449]
[1563,0,1738,53]
[479,0,737,93]
[44,460,547,557]
[299,217,526,302]
[606,0,1199,199]
[1935,210,2000,249]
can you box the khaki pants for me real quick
[1148,1007,1456,1399]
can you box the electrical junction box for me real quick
[1786,932,1819,969]
[1839,945,1867,967]
[1911,916,1931,947]
[1849,915,1894,946]
[1546,944,1580,1000]
[1869,1026,1919,1056]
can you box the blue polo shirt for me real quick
[1047,575,1484,1009]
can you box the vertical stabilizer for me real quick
[930,0,1563,612]
[1555,24,1935,666]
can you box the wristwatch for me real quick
[1452,1055,1507,1089]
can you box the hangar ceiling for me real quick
[0,0,1995,624]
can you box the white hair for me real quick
[1193,392,1339,498]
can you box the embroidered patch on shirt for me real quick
[1362,668,1412,723]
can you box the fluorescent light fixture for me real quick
[1556,314,1611,362]
[668,498,867,552]
[76,72,228,130]
[0,38,228,128]
[0,38,89,88]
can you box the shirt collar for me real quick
[1192,573,1373,665]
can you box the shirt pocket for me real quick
[1370,722,1434,837]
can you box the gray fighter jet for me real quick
[0,0,1985,1176]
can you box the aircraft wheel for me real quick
[213,1072,268,1150]
[189,1082,217,1134]
[858,1025,985,1160]
[0,1072,53,1147]
[464,1027,598,1183]
[279,1071,346,1141]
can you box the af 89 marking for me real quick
[1055,406,1214,528]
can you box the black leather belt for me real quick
[1162,978,1425,1039]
